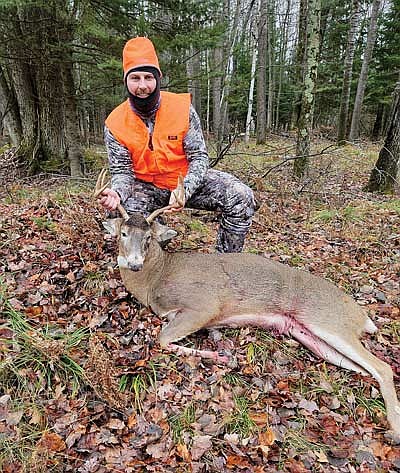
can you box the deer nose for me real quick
[128,262,143,271]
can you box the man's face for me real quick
[126,71,156,98]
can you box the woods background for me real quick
[0,0,399,186]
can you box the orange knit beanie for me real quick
[123,37,162,78]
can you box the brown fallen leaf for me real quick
[369,440,393,460]
[29,408,43,426]
[190,434,212,461]
[37,432,66,452]
[249,411,269,425]
[65,423,86,449]
[6,410,24,426]
[226,454,250,469]
[258,428,276,447]
[284,458,309,473]
[146,441,169,459]
[315,450,329,463]
[127,413,137,429]
[176,442,191,462]
[106,418,126,430]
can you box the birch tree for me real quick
[349,0,382,141]
[218,0,242,143]
[245,36,258,142]
[275,0,291,129]
[337,0,361,145]
[291,0,307,128]
[294,0,321,178]
[256,0,267,144]
[212,45,223,141]
[266,0,275,130]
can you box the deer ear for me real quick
[152,221,177,244]
[102,218,123,236]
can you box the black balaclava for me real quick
[125,66,161,118]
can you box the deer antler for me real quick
[146,175,185,224]
[94,168,130,221]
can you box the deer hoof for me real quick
[215,350,235,366]
[384,430,400,445]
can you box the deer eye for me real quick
[121,230,128,238]
[143,234,151,248]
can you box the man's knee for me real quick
[224,179,257,219]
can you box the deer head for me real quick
[103,213,176,271]
[96,170,184,270]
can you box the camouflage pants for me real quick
[123,169,257,253]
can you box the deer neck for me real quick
[119,240,168,306]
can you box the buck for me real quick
[95,170,400,439]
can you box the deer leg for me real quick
[290,326,369,375]
[341,340,400,438]
[311,329,400,437]
[166,344,230,363]
[159,309,229,362]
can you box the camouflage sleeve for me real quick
[183,105,209,200]
[104,125,135,204]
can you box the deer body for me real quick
[103,213,400,439]
[121,243,367,342]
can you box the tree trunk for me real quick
[7,53,39,171]
[256,0,267,144]
[275,0,290,129]
[366,81,400,193]
[291,0,308,128]
[219,0,241,141]
[349,0,381,141]
[266,0,275,130]
[294,0,321,178]
[0,65,22,146]
[0,1,84,175]
[245,37,258,143]
[1,4,39,169]
[337,0,361,145]
[206,49,211,134]
[212,46,223,142]
[61,56,84,178]
[187,47,202,118]
[371,102,384,141]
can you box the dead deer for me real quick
[95,171,400,439]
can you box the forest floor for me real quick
[0,135,399,473]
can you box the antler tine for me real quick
[94,168,110,198]
[117,203,130,221]
[146,175,185,225]
[146,206,171,224]
[173,175,185,207]
[94,168,130,221]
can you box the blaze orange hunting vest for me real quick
[105,91,190,190]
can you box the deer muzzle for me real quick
[117,254,145,272]
[128,261,144,272]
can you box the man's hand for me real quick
[99,188,120,211]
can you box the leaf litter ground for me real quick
[0,138,399,472]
